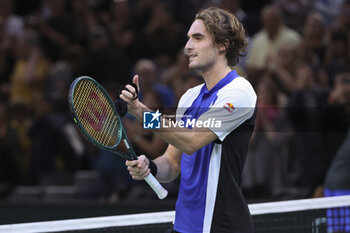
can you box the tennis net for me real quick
[1,195,349,233]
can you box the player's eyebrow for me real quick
[187,33,205,39]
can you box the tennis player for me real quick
[120,7,257,233]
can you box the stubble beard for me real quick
[188,55,216,73]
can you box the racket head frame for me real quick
[68,76,168,199]
[68,76,125,155]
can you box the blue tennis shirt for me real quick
[174,70,257,233]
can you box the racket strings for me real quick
[80,81,119,146]
[73,80,121,147]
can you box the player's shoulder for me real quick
[178,83,204,107]
[221,76,255,95]
[184,83,204,95]
[217,76,257,106]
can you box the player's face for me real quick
[185,19,219,71]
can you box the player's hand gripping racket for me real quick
[68,76,168,199]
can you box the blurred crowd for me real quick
[0,0,349,203]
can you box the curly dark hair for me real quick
[195,7,248,67]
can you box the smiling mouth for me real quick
[188,55,197,60]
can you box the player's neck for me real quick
[202,60,232,90]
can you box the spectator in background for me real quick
[267,43,299,99]
[323,29,350,87]
[238,0,273,36]
[336,0,350,32]
[246,4,301,68]
[0,0,24,43]
[8,101,32,184]
[9,26,51,110]
[132,0,159,39]
[131,0,162,61]
[313,0,346,26]
[300,12,328,67]
[36,0,75,62]
[134,59,175,108]
[0,52,9,95]
[286,63,331,196]
[70,0,93,47]
[324,70,350,197]
[109,0,137,64]
[243,76,291,198]
[27,91,79,185]
[109,0,131,30]
[139,3,186,67]
[0,0,23,93]
[298,12,331,90]
[246,4,301,87]
[84,25,130,85]
[276,0,310,33]
[0,98,20,195]
[172,0,202,29]
[46,46,84,105]
[0,43,13,96]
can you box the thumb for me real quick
[133,75,140,92]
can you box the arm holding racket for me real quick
[120,75,218,188]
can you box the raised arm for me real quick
[120,75,218,155]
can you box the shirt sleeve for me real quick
[197,88,256,142]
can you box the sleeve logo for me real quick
[223,103,235,113]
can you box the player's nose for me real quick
[184,39,193,54]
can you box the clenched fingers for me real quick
[125,155,150,180]
[128,166,150,180]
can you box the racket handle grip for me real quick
[144,173,168,199]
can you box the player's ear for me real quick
[218,39,229,53]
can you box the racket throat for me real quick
[123,139,131,149]
[123,138,138,160]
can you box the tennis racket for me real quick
[68,76,168,199]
